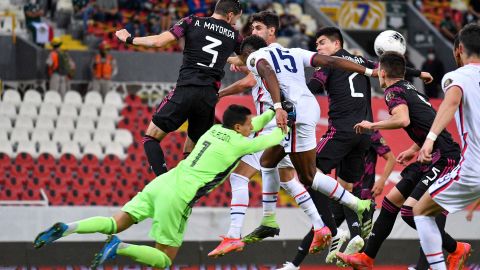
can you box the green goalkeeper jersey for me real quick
[170,109,285,207]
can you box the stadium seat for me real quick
[52,129,71,144]
[93,129,112,147]
[37,153,56,169]
[83,142,103,159]
[23,90,43,106]
[33,164,52,179]
[60,143,82,159]
[96,117,116,131]
[31,129,51,143]
[81,153,100,168]
[1,90,21,107]
[77,165,95,180]
[113,129,133,148]
[84,91,103,107]
[59,104,78,118]
[18,103,38,119]
[14,115,34,130]
[0,116,13,131]
[56,116,76,131]
[0,129,9,143]
[9,128,30,143]
[44,90,62,107]
[103,154,122,169]
[38,141,59,158]
[124,93,142,107]
[16,141,37,158]
[79,104,99,118]
[104,142,125,159]
[58,153,78,167]
[20,188,42,201]
[100,104,119,120]
[64,90,82,107]
[35,116,55,131]
[72,129,92,146]
[104,91,123,109]
[0,141,14,157]
[0,101,17,119]
[39,103,58,118]
[76,117,95,131]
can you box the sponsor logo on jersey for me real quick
[444,78,453,89]
[385,92,395,102]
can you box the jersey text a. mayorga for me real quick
[169,15,242,89]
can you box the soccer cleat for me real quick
[356,199,376,239]
[325,228,348,263]
[309,226,332,254]
[208,236,245,258]
[336,235,365,267]
[336,252,374,270]
[447,242,471,270]
[242,225,280,244]
[277,261,299,270]
[91,235,121,269]
[33,222,68,249]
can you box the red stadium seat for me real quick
[103,154,122,170]
[124,94,142,107]
[69,177,90,191]
[0,188,21,200]
[81,154,100,169]
[19,188,42,200]
[37,153,56,169]
[14,153,35,170]
[58,153,78,169]
[11,165,28,179]
[77,165,96,180]
[46,188,68,205]
[0,153,12,170]
[54,165,73,179]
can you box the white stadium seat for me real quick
[16,140,37,157]
[105,142,125,159]
[18,103,38,119]
[93,129,112,147]
[0,102,17,120]
[44,90,62,107]
[0,140,14,156]
[38,141,59,158]
[0,129,9,141]
[31,129,51,143]
[79,104,99,118]
[64,90,82,107]
[113,129,133,148]
[104,91,123,109]
[100,104,119,120]
[35,116,55,131]
[84,91,103,107]
[39,103,58,118]
[9,128,30,143]
[76,117,95,131]
[56,116,76,131]
[59,104,78,117]
[2,90,21,107]
[14,115,34,130]
[96,117,116,131]
[72,129,92,146]
[23,90,42,106]
[52,129,71,144]
[83,142,103,159]
[0,116,13,131]
[60,142,81,159]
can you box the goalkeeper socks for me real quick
[117,243,172,268]
[65,216,117,236]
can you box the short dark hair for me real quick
[453,34,460,49]
[251,11,280,36]
[222,105,252,129]
[315,27,344,48]
[379,51,406,78]
[215,0,242,16]
[240,35,268,55]
[459,23,480,57]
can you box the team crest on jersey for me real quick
[444,78,453,88]
[386,92,395,102]
[250,57,255,67]
[380,137,386,145]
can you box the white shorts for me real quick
[429,164,480,213]
[241,150,293,171]
[282,96,320,153]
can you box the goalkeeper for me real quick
[33,104,289,269]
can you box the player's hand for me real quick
[115,29,131,43]
[466,211,474,222]
[418,139,434,163]
[372,68,379,77]
[371,180,385,197]
[397,149,416,166]
[354,121,374,134]
[228,56,245,67]
[275,108,288,133]
[420,72,433,84]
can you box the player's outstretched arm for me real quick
[251,109,275,132]
[116,29,176,48]
[239,127,286,155]
[354,104,410,133]
[311,54,374,77]
[418,86,462,163]
[372,150,396,197]
[218,72,256,98]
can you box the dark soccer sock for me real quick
[330,200,346,227]
[400,205,416,228]
[308,187,337,236]
[344,205,361,239]
[416,247,430,270]
[143,135,167,176]
[364,197,400,259]
[292,228,314,267]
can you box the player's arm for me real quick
[372,151,395,197]
[307,69,328,94]
[238,127,287,155]
[251,109,276,132]
[311,54,375,77]
[218,72,256,98]
[405,67,433,84]
[397,143,420,166]
[354,105,410,133]
[115,30,176,48]
[418,86,463,163]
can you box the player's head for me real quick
[378,51,406,88]
[214,0,242,26]
[223,104,253,136]
[457,23,480,64]
[250,11,280,44]
[239,35,268,63]
[315,27,344,56]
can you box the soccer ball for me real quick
[373,30,407,56]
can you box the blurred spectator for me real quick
[46,38,76,95]
[89,42,118,95]
[73,0,94,31]
[421,49,445,99]
[468,0,480,21]
[188,0,208,16]
[93,0,122,24]
[289,23,310,49]
[439,11,459,41]
[125,15,147,37]
[278,11,298,37]
[24,0,46,46]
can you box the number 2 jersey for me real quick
[169,15,242,89]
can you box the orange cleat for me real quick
[447,242,471,270]
[208,236,245,258]
[336,252,374,270]
[309,226,332,254]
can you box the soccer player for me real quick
[238,35,377,254]
[115,0,244,176]
[337,52,464,270]
[33,104,289,269]
[209,11,337,257]
[414,23,480,270]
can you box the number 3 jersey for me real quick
[169,15,242,89]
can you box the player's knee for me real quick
[145,121,167,141]
[400,205,414,223]
[260,156,276,168]
[230,173,249,191]
[386,187,406,208]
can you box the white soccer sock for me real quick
[261,167,280,216]
[414,216,447,270]
[281,178,324,230]
[227,173,249,239]
[311,172,359,211]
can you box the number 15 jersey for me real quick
[169,15,242,89]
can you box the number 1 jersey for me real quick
[169,15,242,89]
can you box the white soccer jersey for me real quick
[441,64,480,178]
